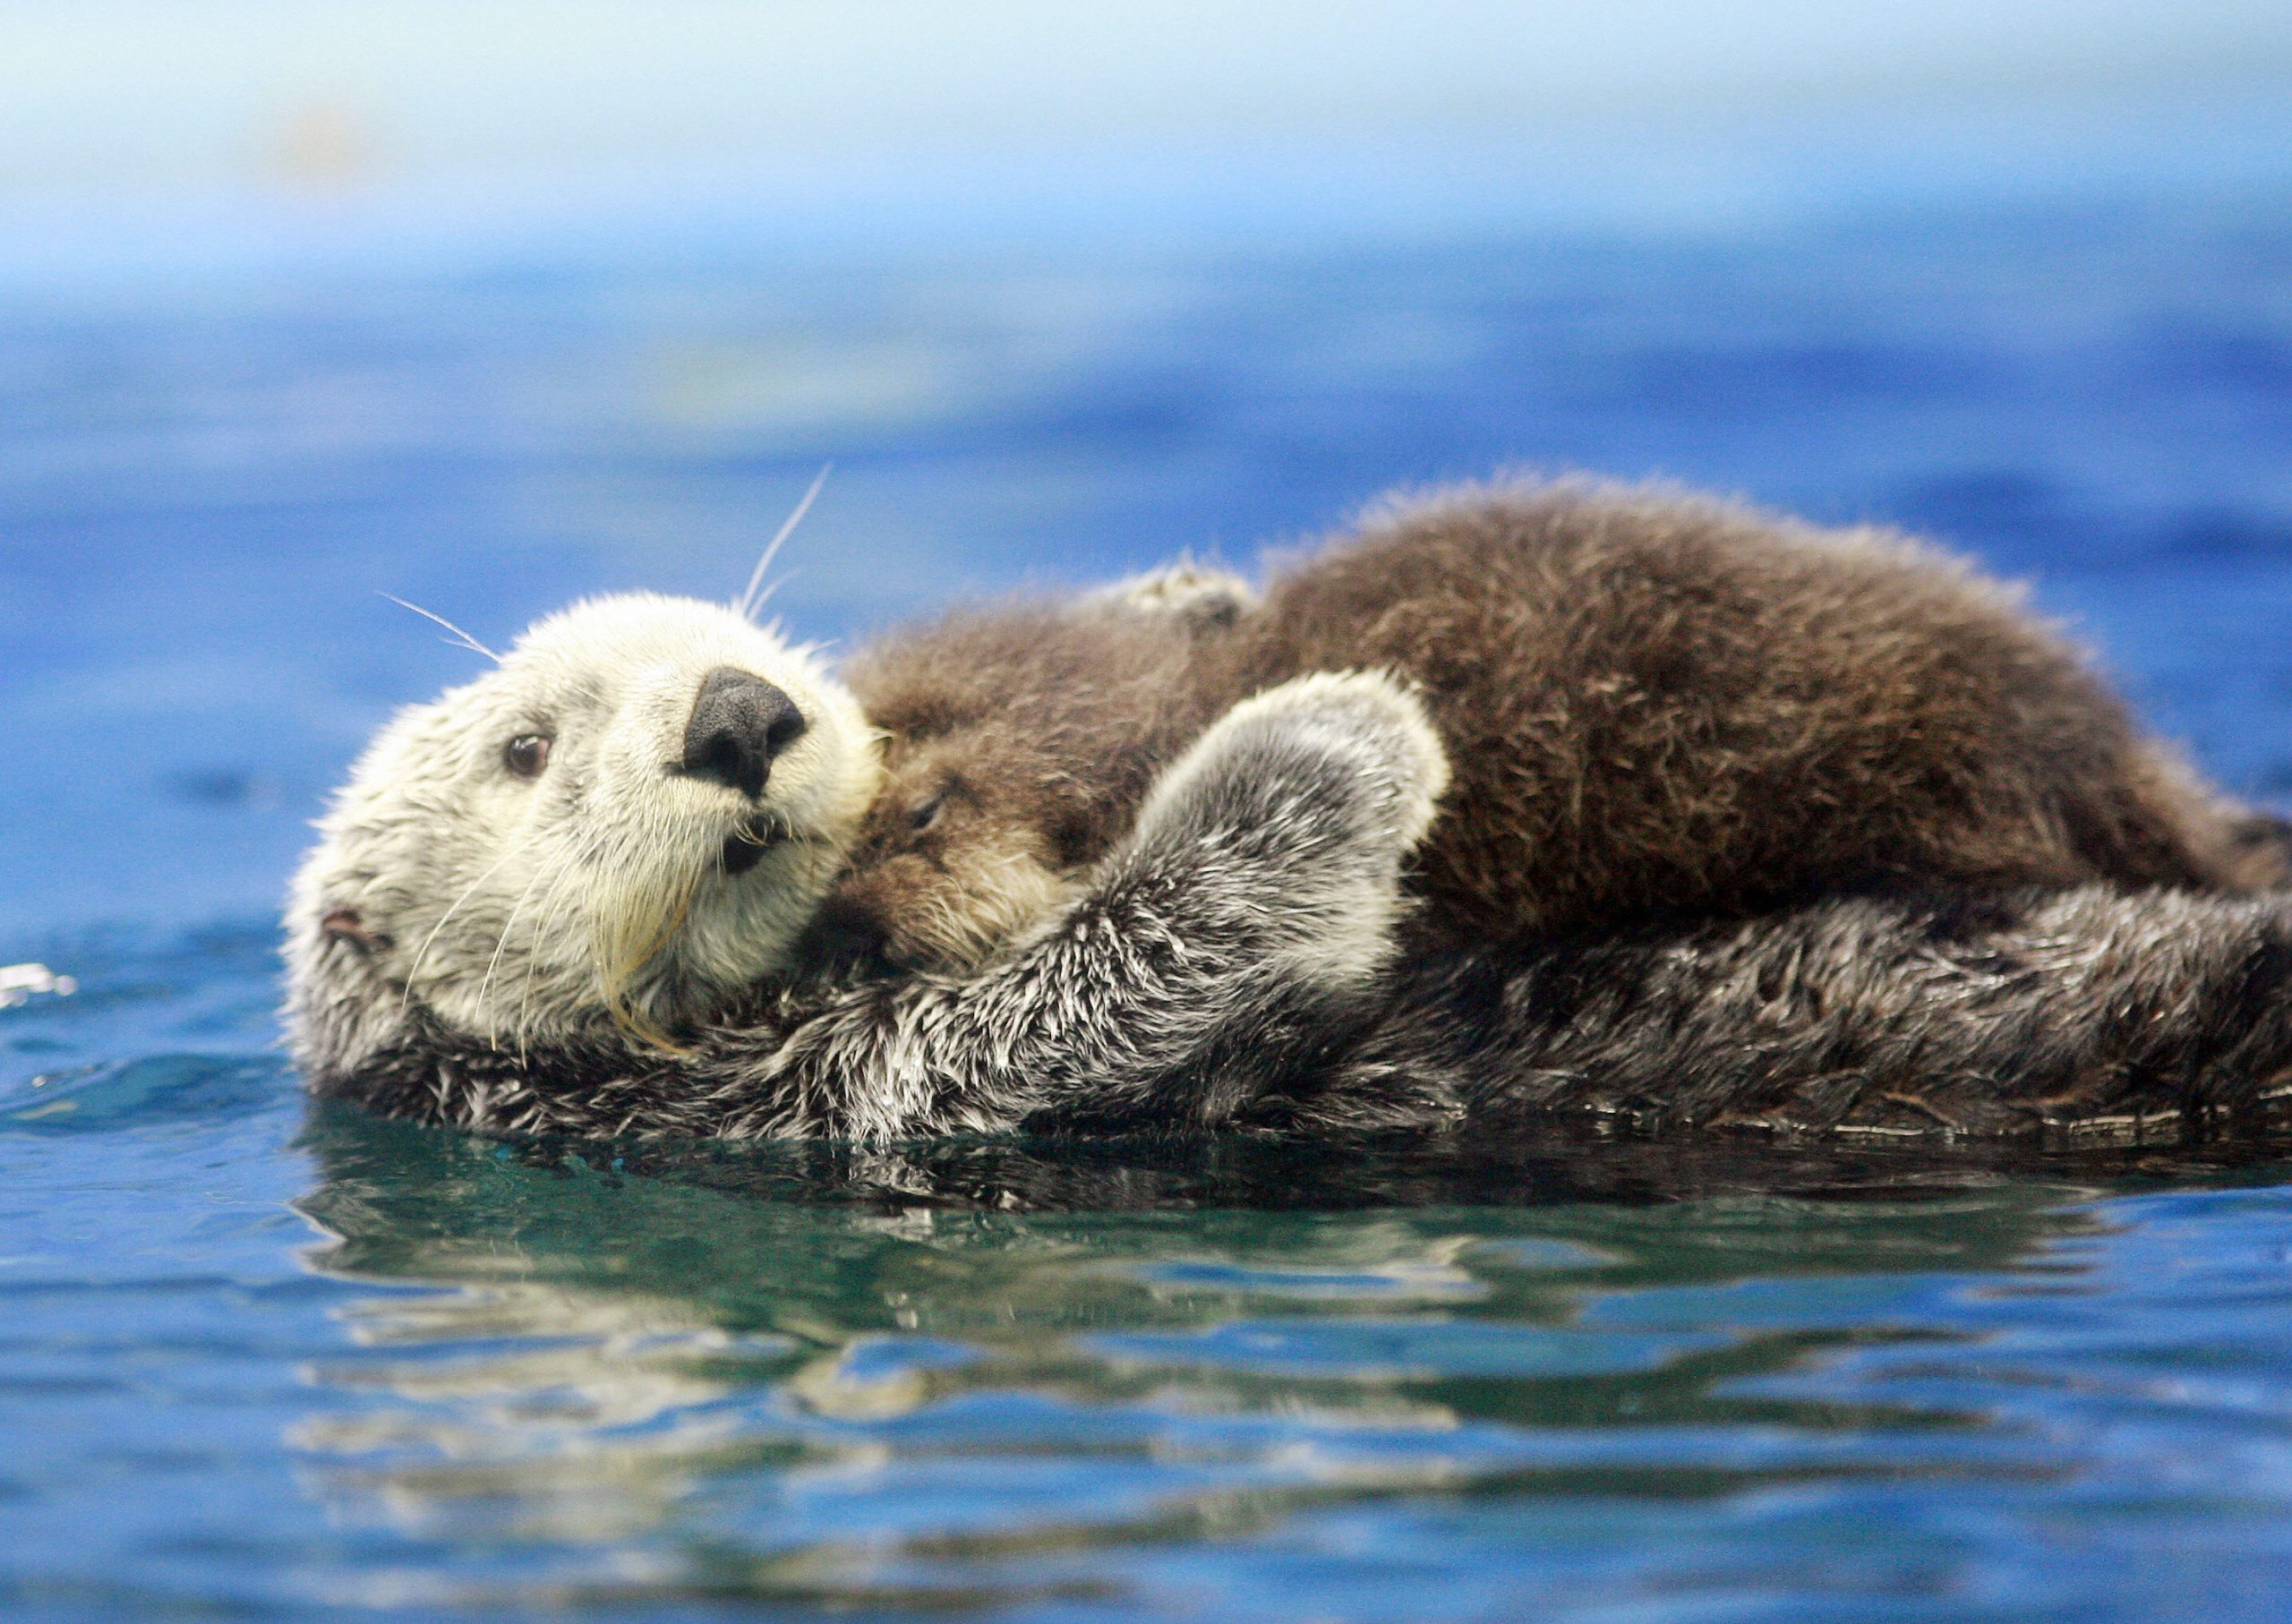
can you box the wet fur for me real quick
[324,879,2292,1149]
[830,481,2284,972]
[1270,885,2292,1145]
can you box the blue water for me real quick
[7,115,2292,1617]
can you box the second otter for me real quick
[817,481,2286,974]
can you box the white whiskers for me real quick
[379,594,500,662]
[514,865,586,1062]
[397,847,522,1018]
[477,862,556,1050]
[737,463,833,621]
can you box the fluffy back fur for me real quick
[825,481,2283,973]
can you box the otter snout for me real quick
[680,667,807,799]
[791,892,895,981]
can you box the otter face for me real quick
[799,723,1096,978]
[286,593,881,1078]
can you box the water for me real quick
[7,114,2292,1617]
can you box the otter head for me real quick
[799,718,1102,977]
[286,593,881,1081]
[801,588,1237,979]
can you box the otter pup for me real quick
[818,481,2286,974]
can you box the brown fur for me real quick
[819,481,2285,973]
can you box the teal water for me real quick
[7,115,2292,1617]
[14,951,2292,1618]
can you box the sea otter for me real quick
[286,585,2292,1144]
[816,480,2288,975]
[286,634,1457,1135]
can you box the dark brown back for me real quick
[827,482,2279,971]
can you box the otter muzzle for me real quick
[680,667,807,799]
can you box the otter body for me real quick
[1237,488,2279,944]
[829,483,2282,972]
[285,587,2292,1149]
[329,869,2292,1147]
[286,491,2292,1150]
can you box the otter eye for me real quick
[909,793,946,833]
[503,734,552,779]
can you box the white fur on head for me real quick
[286,593,881,1078]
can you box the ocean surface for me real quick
[7,110,2292,1618]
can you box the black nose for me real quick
[680,667,807,799]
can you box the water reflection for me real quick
[288,1106,2203,1611]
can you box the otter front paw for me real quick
[1201,669,1448,847]
[1117,671,1449,992]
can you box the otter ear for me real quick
[320,907,392,953]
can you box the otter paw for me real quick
[1088,560,1260,630]
[1138,670,1450,862]
[1213,671,1450,848]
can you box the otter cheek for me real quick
[901,847,1071,972]
[824,854,962,975]
[833,858,933,973]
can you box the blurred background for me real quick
[3,0,2289,934]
